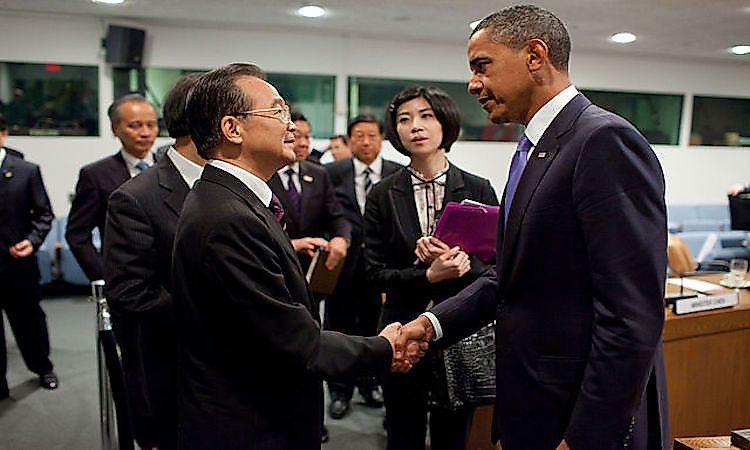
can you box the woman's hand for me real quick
[415,236,450,264]
[426,246,470,283]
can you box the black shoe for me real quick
[360,386,384,408]
[328,398,350,419]
[321,426,329,443]
[39,372,58,390]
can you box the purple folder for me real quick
[433,201,500,263]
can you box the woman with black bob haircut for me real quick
[364,86,498,450]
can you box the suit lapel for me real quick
[388,169,423,244]
[499,94,591,275]
[442,165,467,206]
[298,162,315,229]
[113,152,131,182]
[345,160,359,214]
[202,166,304,281]
[158,157,189,218]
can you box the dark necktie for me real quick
[504,134,532,226]
[363,167,373,195]
[285,168,301,215]
[135,161,149,172]
[269,194,285,228]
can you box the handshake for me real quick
[378,316,436,373]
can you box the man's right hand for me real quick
[291,237,328,257]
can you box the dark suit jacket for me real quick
[431,94,669,450]
[172,164,392,449]
[306,149,325,164]
[66,152,130,281]
[268,161,351,269]
[5,147,24,159]
[103,154,187,447]
[0,153,53,282]
[364,164,498,326]
[326,157,402,279]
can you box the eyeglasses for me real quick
[233,104,291,124]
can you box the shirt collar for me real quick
[166,146,203,188]
[277,161,299,176]
[524,85,579,146]
[120,148,151,170]
[209,159,272,207]
[353,155,383,175]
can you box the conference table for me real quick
[466,274,750,449]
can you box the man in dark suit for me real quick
[0,113,57,398]
[66,94,159,282]
[324,115,402,418]
[103,74,203,450]
[401,6,669,450]
[268,112,350,273]
[172,63,412,450]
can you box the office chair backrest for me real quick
[667,234,697,275]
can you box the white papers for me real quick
[667,277,724,293]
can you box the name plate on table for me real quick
[673,291,739,315]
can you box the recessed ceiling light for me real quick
[91,0,125,4]
[298,5,326,18]
[730,45,750,55]
[610,32,637,44]
[469,20,480,30]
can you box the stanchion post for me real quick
[90,280,116,449]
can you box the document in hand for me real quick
[433,200,500,263]
[305,248,345,295]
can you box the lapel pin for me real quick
[302,175,314,183]
[3,171,12,179]
[537,152,547,158]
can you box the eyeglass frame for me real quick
[231,104,291,124]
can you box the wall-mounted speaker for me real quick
[104,25,145,67]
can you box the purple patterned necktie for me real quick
[269,194,286,228]
[285,168,301,215]
[504,134,532,227]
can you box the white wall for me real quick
[2,11,749,215]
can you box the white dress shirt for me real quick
[0,148,6,167]
[166,147,203,188]
[209,160,272,207]
[120,149,154,178]
[423,85,580,340]
[276,162,301,193]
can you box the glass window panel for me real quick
[580,89,683,145]
[0,62,99,136]
[349,76,523,142]
[113,68,336,139]
[690,96,750,146]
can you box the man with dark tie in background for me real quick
[66,94,159,283]
[172,63,410,450]
[324,115,402,419]
[0,112,57,398]
[267,112,350,273]
[103,74,204,450]
[400,5,669,450]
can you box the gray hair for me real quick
[107,93,155,124]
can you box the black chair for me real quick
[729,194,750,231]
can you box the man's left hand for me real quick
[325,237,348,270]
[9,239,33,259]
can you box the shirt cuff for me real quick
[420,312,443,341]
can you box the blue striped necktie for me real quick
[135,161,149,172]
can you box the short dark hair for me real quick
[185,63,267,159]
[472,4,570,71]
[163,72,201,139]
[0,112,7,131]
[291,111,308,124]
[107,93,154,124]
[385,86,461,156]
[347,114,383,137]
[329,134,348,145]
